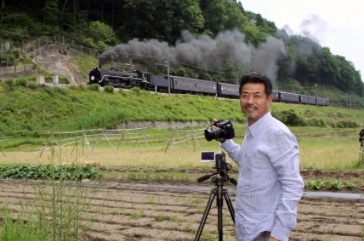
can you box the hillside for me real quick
[28,43,90,84]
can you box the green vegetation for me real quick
[1,2,363,239]
[0,206,48,241]
[1,82,363,139]
[0,152,105,241]
[0,0,363,107]
[305,179,358,191]
[0,164,102,180]
[130,210,144,219]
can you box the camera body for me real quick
[204,120,235,142]
[200,151,228,172]
[199,151,235,184]
[359,129,364,142]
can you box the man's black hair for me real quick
[238,73,272,97]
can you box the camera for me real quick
[204,120,235,142]
[359,129,364,142]
[200,151,226,171]
[200,151,230,173]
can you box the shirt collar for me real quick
[246,112,272,137]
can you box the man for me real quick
[219,73,304,241]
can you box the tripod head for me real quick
[198,151,237,186]
[359,129,364,146]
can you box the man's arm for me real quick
[269,131,304,240]
[221,139,241,165]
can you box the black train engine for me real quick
[88,67,149,89]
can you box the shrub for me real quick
[118,88,127,96]
[336,120,359,128]
[87,84,99,92]
[27,82,38,90]
[130,87,141,95]
[4,79,14,91]
[104,85,114,93]
[274,109,303,126]
[305,118,326,127]
[15,79,27,87]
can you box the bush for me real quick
[118,88,127,96]
[4,79,14,91]
[273,109,303,126]
[104,85,114,93]
[87,84,99,92]
[15,79,27,87]
[336,120,359,128]
[27,82,38,90]
[130,87,141,95]
[304,118,326,127]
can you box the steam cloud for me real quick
[100,29,287,84]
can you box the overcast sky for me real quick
[241,0,363,80]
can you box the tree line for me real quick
[0,0,362,100]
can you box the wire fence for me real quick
[23,36,101,59]
[1,35,101,79]
[0,127,207,160]
[0,63,36,79]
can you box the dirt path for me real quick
[30,44,87,84]
[0,179,363,241]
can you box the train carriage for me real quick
[316,97,330,106]
[148,74,168,92]
[279,92,300,103]
[217,82,240,98]
[170,76,216,95]
[300,95,316,105]
[272,90,279,101]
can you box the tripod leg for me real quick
[223,189,235,224]
[194,188,217,241]
[217,183,223,241]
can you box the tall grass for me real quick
[0,205,48,241]
[0,127,361,170]
[0,147,106,241]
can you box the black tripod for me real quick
[357,129,364,168]
[194,169,237,241]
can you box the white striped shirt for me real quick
[222,112,304,241]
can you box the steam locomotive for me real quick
[88,67,330,106]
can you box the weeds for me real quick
[0,147,107,241]
[130,209,144,219]
[0,205,48,241]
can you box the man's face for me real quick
[239,83,273,125]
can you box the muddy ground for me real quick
[0,168,363,241]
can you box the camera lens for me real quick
[204,127,221,141]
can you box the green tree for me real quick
[88,21,117,46]
[169,0,204,39]
[202,0,226,35]
[224,0,247,31]
[42,0,59,26]
[221,60,238,84]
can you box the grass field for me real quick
[1,126,361,170]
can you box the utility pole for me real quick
[165,51,170,95]
[0,41,9,74]
[315,83,317,96]
[158,51,171,95]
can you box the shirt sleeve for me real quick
[269,130,304,240]
[221,139,241,166]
